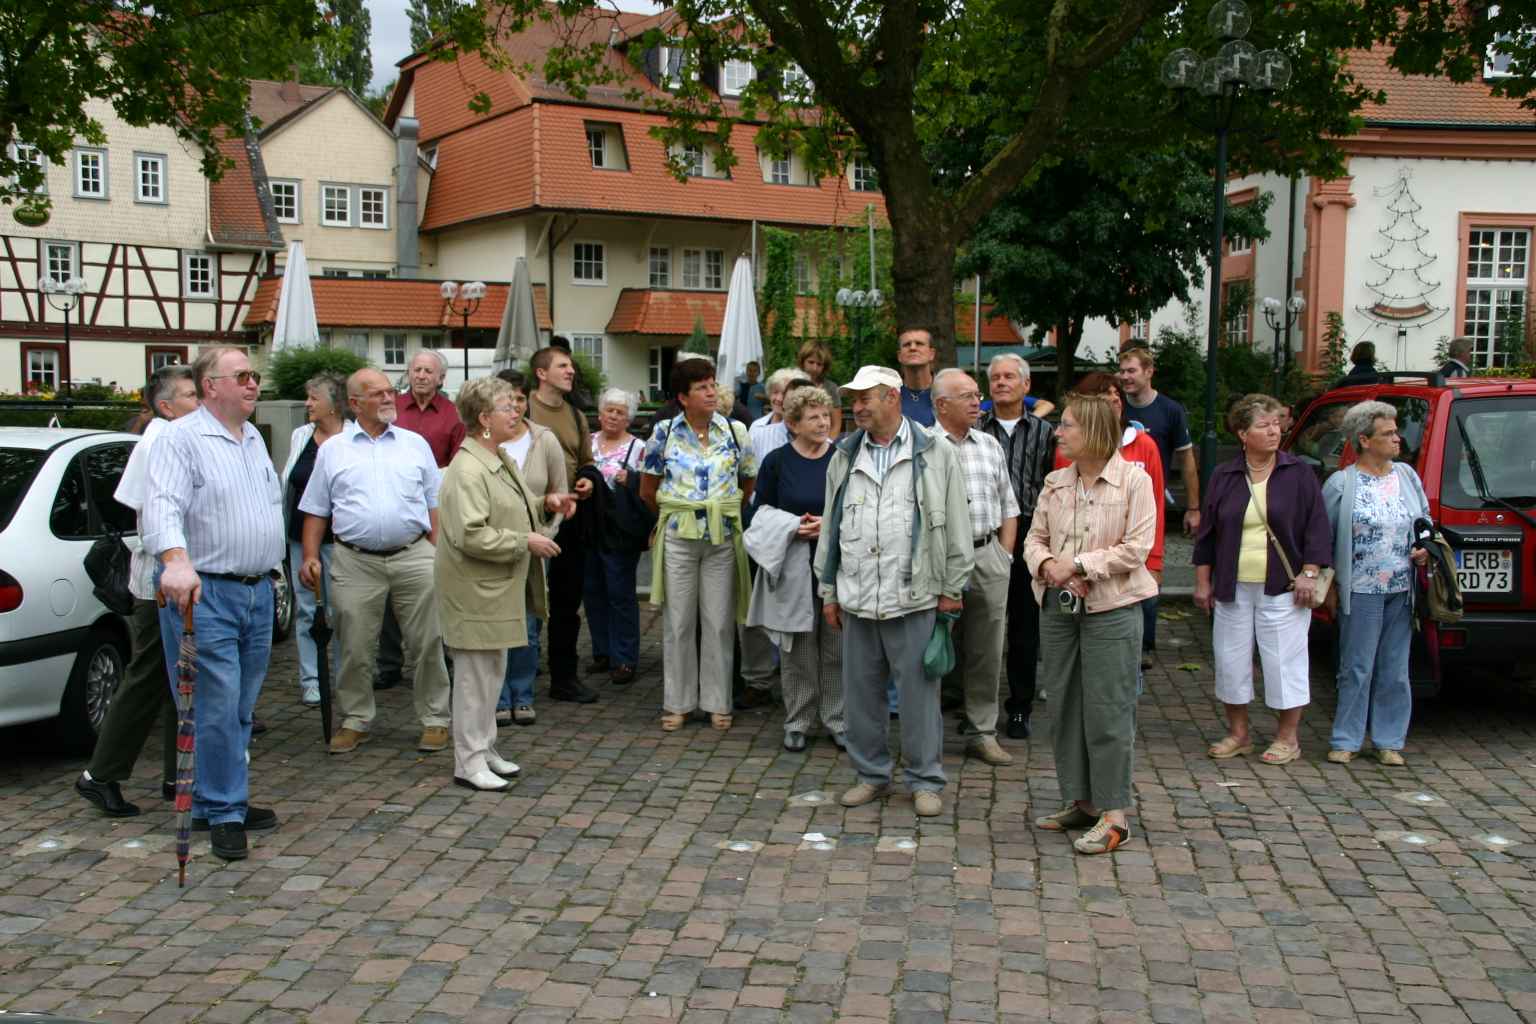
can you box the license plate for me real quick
[1454,548,1514,593]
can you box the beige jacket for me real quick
[503,423,565,538]
[435,440,548,650]
[1023,452,1157,613]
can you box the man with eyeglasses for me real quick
[142,347,285,862]
[298,369,452,758]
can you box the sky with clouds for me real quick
[367,0,659,92]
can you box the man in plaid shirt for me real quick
[930,368,1020,764]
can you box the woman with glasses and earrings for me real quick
[1321,400,1430,767]
[434,377,562,792]
[1193,394,1330,767]
[1024,394,1157,855]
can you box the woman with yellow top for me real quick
[640,358,757,732]
[1192,394,1331,766]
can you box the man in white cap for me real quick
[814,364,973,817]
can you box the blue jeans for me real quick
[498,617,542,711]
[584,548,640,666]
[289,540,338,694]
[1332,591,1414,752]
[155,571,273,826]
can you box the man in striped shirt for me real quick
[930,369,1020,766]
[143,347,286,862]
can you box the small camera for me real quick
[1056,587,1082,615]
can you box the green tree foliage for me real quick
[1319,312,1350,383]
[760,228,799,373]
[684,316,712,355]
[958,149,1272,399]
[408,0,1527,370]
[407,0,434,51]
[293,0,373,96]
[0,0,336,218]
[265,346,370,401]
[1150,303,1297,440]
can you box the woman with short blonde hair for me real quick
[1024,394,1157,855]
[586,387,646,686]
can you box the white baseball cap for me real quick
[840,365,903,393]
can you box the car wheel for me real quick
[59,625,129,749]
[272,562,295,641]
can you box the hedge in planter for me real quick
[265,348,371,401]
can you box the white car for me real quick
[0,427,297,745]
[0,428,141,744]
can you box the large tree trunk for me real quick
[883,184,960,368]
[1053,317,1086,401]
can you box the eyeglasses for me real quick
[208,370,262,387]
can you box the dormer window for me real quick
[721,59,754,96]
[851,155,878,193]
[584,122,628,171]
[587,127,606,167]
[782,63,811,98]
[657,43,698,89]
[1483,4,1528,79]
[682,144,704,176]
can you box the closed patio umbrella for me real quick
[493,257,541,373]
[271,241,320,351]
[717,256,762,388]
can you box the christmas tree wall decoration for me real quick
[1358,170,1448,327]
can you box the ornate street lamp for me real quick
[1262,294,1305,393]
[39,275,88,396]
[440,280,487,387]
[835,286,884,369]
[1162,0,1291,488]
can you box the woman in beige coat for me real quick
[436,377,559,792]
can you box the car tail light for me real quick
[0,571,20,613]
[1438,628,1467,650]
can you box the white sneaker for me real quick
[300,687,320,706]
[454,769,509,792]
[486,754,520,777]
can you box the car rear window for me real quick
[1441,397,1536,509]
[0,448,47,531]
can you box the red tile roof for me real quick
[209,130,284,249]
[420,106,536,230]
[958,304,1025,344]
[1350,48,1536,127]
[243,276,552,331]
[247,79,336,132]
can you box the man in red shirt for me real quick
[373,350,464,690]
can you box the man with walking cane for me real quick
[142,347,285,863]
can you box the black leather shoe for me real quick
[610,665,636,687]
[194,806,277,832]
[76,775,140,818]
[735,687,774,711]
[372,674,401,691]
[550,678,598,704]
[251,718,268,736]
[783,731,807,753]
[586,656,611,675]
[1006,712,1031,740]
[162,781,175,801]
[210,823,248,861]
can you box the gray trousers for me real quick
[88,598,176,786]
[780,595,845,737]
[447,646,507,778]
[739,624,777,691]
[661,536,736,715]
[943,539,1011,737]
[842,608,944,793]
[1040,596,1142,811]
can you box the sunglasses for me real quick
[208,370,262,387]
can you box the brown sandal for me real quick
[710,713,732,731]
[660,713,686,732]
[1260,740,1300,765]
[1208,736,1254,759]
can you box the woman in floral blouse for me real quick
[1322,401,1431,767]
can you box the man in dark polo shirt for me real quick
[374,350,464,689]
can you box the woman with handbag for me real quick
[586,387,647,686]
[1321,401,1431,767]
[1193,394,1332,766]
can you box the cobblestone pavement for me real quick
[4,601,1536,1024]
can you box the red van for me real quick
[1285,373,1536,694]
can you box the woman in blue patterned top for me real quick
[640,358,757,733]
[1322,401,1431,767]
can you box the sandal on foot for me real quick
[1260,740,1300,765]
[1375,748,1405,766]
[1326,749,1355,764]
[1208,736,1254,759]
[710,713,733,731]
[1034,805,1098,832]
[660,712,686,732]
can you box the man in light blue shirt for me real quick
[144,347,285,862]
[299,368,451,758]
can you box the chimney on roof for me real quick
[395,117,421,279]
[280,73,301,104]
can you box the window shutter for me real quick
[645,46,661,86]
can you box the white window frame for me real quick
[10,143,46,193]
[680,143,705,177]
[721,59,755,96]
[134,152,167,205]
[681,248,703,289]
[26,347,60,391]
[43,241,78,285]
[782,63,810,97]
[572,241,606,285]
[683,248,725,290]
[649,346,664,395]
[1131,318,1151,342]
[359,186,389,229]
[1484,4,1530,79]
[1228,234,1253,256]
[851,156,877,193]
[269,179,300,224]
[183,251,216,300]
[74,148,107,199]
[361,270,389,280]
[337,331,370,359]
[383,333,408,367]
[794,251,812,294]
[648,246,671,288]
[1223,285,1250,346]
[569,333,605,373]
[1464,226,1531,368]
[768,156,791,185]
[321,268,355,278]
[704,249,724,290]
[587,126,607,168]
[321,183,351,226]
